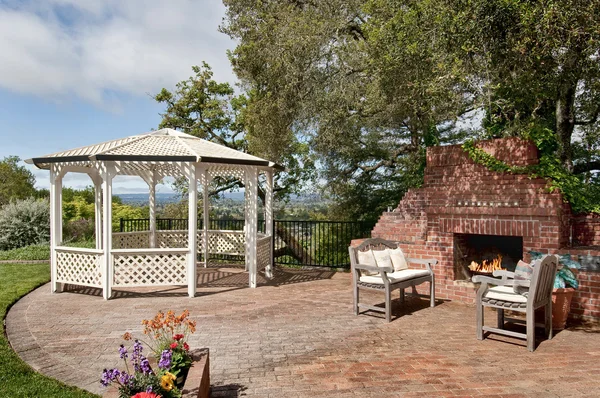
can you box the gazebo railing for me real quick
[55,230,271,290]
[113,230,248,256]
[112,248,188,287]
[257,234,271,272]
[55,246,104,288]
[113,231,151,249]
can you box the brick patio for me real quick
[6,265,600,397]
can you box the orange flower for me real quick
[123,332,132,341]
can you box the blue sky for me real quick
[0,0,236,193]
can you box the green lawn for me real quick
[0,262,99,397]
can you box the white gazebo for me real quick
[26,128,281,299]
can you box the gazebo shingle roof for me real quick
[26,128,283,170]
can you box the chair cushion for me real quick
[513,260,533,295]
[359,269,430,284]
[357,249,378,276]
[372,249,394,270]
[389,247,408,271]
[486,285,528,304]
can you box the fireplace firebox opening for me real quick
[454,234,523,281]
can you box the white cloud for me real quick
[0,1,236,107]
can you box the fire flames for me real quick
[468,254,504,273]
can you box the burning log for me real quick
[468,254,504,273]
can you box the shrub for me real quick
[0,244,50,261]
[63,218,95,242]
[0,198,50,250]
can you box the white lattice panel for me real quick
[112,250,187,287]
[257,235,271,271]
[207,165,245,181]
[156,230,189,248]
[113,231,150,249]
[56,248,103,287]
[209,231,245,255]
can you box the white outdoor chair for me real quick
[473,255,558,352]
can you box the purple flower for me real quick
[100,368,120,387]
[146,386,153,393]
[158,349,172,369]
[133,340,143,356]
[118,371,132,385]
[119,344,128,360]
[140,356,152,375]
[131,340,143,371]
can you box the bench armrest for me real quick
[406,258,437,273]
[407,258,438,266]
[492,270,515,281]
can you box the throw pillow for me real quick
[357,249,378,276]
[513,259,534,295]
[389,247,408,271]
[372,249,394,271]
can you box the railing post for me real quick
[271,220,276,269]
[120,218,124,233]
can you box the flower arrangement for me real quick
[101,310,197,398]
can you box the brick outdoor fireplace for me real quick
[371,138,600,321]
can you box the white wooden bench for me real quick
[349,238,437,322]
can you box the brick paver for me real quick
[6,265,600,397]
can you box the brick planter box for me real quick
[103,348,210,398]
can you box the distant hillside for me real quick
[116,191,325,206]
[117,191,246,205]
[117,193,180,206]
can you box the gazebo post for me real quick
[201,168,211,268]
[245,168,259,288]
[265,170,274,278]
[147,170,157,248]
[94,180,102,250]
[100,162,115,300]
[49,165,64,293]
[87,171,103,250]
[187,163,198,297]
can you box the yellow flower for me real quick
[160,372,176,391]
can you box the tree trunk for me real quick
[556,82,577,172]
[257,185,313,264]
[275,223,314,265]
[555,47,583,172]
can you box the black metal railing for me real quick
[272,220,372,268]
[119,218,265,233]
[119,218,372,268]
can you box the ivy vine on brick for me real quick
[461,138,600,214]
